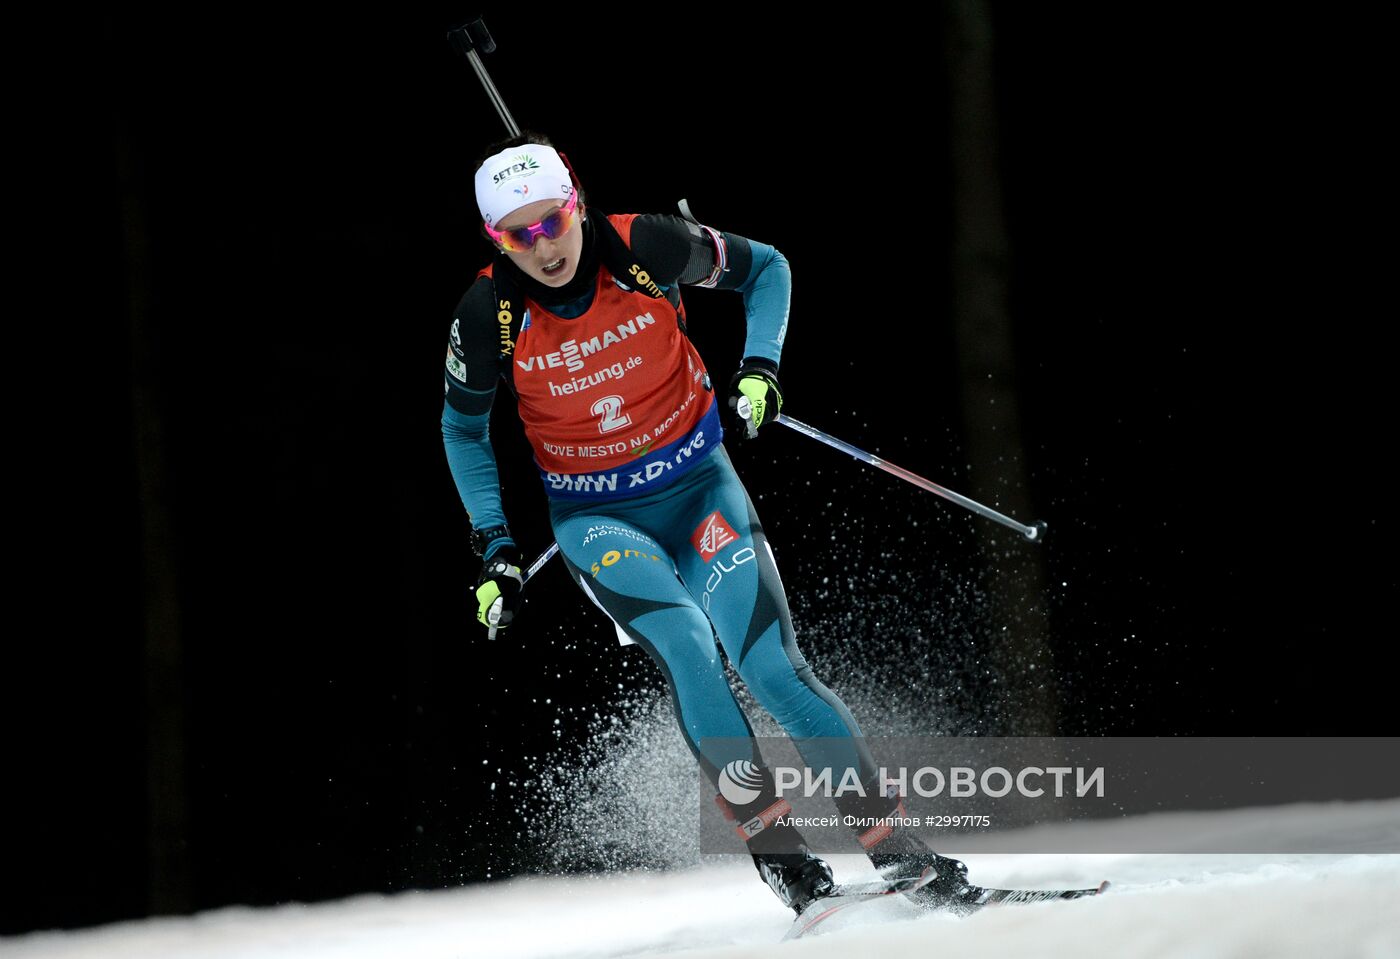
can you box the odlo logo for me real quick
[701,547,755,612]
[691,510,737,560]
[719,759,765,805]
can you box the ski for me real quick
[783,871,939,941]
[913,878,1111,917]
[784,875,1110,940]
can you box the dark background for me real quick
[9,4,1391,936]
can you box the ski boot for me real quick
[715,779,835,916]
[866,827,972,907]
[752,846,836,916]
[839,781,974,910]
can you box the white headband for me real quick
[473,144,574,228]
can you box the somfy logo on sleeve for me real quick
[691,510,738,561]
[719,759,765,805]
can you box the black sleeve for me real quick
[629,213,757,291]
[444,274,503,417]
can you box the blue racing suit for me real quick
[442,211,883,826]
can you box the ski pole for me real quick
[773,413,1048,542]
[447,18,521,137]
[489,406,1044,638]
[448,18,553,639]
[487,541,560,641]
[493,406,1046,638]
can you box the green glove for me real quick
[726,357,783,439]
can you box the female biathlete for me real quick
[441,132,967,915]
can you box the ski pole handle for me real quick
[486,541,560,640]
[448,17,523,138]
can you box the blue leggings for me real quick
[550,444,878,792]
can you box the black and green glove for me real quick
[726,357,783,440]
[475,546,524,629]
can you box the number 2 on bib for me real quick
[592,394,632,434]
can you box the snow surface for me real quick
[7,801,1400,959]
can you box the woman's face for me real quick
[495,197,585,288]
